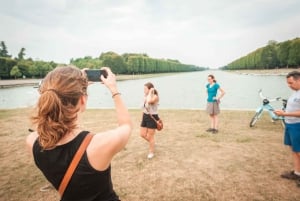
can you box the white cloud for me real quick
[0,0,299,68]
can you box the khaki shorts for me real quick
[206,102,220,115]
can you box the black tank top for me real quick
[33,131,119,201]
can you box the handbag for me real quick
[145,106,163,131]
[155,119,163,131]
[58,133,94,197]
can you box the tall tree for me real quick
[0,41,11,58]
[260,41,279,69]
[101,52,127,73]
[277,41,291,68]
[0,57,17,78]
[288,38,300,67]
[18,47,26,60]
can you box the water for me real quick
[0,71,291,110]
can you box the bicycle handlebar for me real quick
[258,89,281,102]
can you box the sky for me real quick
[0,0,299,68]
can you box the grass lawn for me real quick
[0,108,299,201]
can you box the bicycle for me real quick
[249,89,287,128]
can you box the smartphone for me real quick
[85,69,108,82]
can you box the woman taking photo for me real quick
[26,66,132,201]
[140,82,160,159]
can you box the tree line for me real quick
[0,41,58,79]
[0,41,205,79]
[223,38,300,70]
[70,52,205,74]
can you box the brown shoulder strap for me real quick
[58,133,94,197]
[145,106,158,122]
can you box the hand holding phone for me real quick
[85,69,108,82]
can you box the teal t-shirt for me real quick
[206,83,220,102]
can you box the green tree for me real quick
[101,52,127,73]
[261,41,279,69]
[10,65,22,79]
[0,41,11,58]
[28,64,39,77]
[0,57,17,78]
[18,47,26,60]
[277,41,291,68]
[288,38,300,67]
[121,53,149,63]
[99,51,118,60]
[254,48,264,68]
[18,59,34,78]
[70,56,102,69]
[33,61,54,78]
[127,56,140,73]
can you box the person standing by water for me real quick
[140,82,160,159]
[274,71,300,186]
[26,66,132,201]
[206,74,225,134]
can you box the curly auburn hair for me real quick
[31,65,88,149]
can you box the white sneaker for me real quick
[147,153,154,159]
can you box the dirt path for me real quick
[0,79,41,88]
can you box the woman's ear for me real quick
[79,95,87,112]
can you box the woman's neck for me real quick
[56,126,82,146]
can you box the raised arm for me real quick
[146,88,158,104]
[87,67,133,170]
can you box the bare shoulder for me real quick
[88,129,122,148]
[26,132,38,147]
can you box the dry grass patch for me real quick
[0,109,299,201]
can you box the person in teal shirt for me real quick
[206,74,225,134]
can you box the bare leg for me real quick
[213,115,219,129]
[140,127,149,141]
[140,127,156,158]
[209,114,214,128]
[293,152,300,172]
[147,128,156,154]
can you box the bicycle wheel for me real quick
[250,112,261,127]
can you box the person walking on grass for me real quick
[206,74,225,134]
[26,66,132,201]
[274,71,300,186]
[140,82,160,159]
